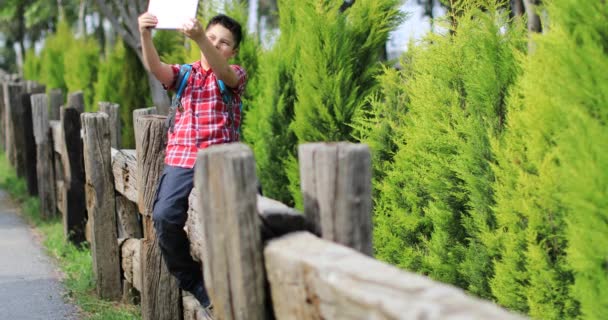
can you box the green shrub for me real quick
[64,36,100,111]
[244,0,300,206]
[491,0,608,318]
[286,0,403,207]
[23,48,41,82]
[39,20,73,93]
[94,39,151,148]
[368,2,523,300]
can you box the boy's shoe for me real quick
[201,305,214,319]
[191,283,211,309]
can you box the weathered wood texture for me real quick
[195,143,269,320]
[141,216,182,320]
[256,196,311,242]
[50,120,65,215]
[81,113,122,300]
[265,232,525,320]
[5,83,25,174]
[66,91,85,113]
[135,114,181,320]
[116,194,142,239]
[133,107,157,150]
[61,107,87,244]
[21,92,38,196]
[49,89,63,120]
[299,143,373,255]
[135,115,166,216]
[31,94,57,218]
[121,238,142,292]
[0,80,5,152]
[183,296,213,320]
[111,149,138,203]
[26,81,45,95]
[99,102,121,148]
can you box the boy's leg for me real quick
[152,165,210,306]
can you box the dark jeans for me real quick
[152,165,205,294]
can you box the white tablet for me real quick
[147,0,199,29]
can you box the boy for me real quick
[137,12,247,310]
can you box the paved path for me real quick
[0,189,80,319]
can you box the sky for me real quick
[245,0,447,57]
[387,1,447,59]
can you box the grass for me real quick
[0,152,141,320]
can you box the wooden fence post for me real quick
[81,112,122,300]
[99,102,121,148]
[195,143,270,320]
[49,89,63,121]
[0,79,5,152]
[136,115,181,320]
[4,82,25,174]
[66,91,85,113]
[31,94,57,218]
[299,143,373,255]
[61,107,87,244]
[133,107,157,150]
[22,84,45,196]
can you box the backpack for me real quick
[165,64,242,139]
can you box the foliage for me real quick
[154,30,188,65]
[64,36,101,111]
[246,0,403,207]
[366,0,523,300]
[287,0,404,207]
[0,0,79,72]
[243,0,300,205]
[490,0,608,318]
[94,39,152,148]
[23,48,41,82]
[39,20,73,93]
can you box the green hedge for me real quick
[491,0,608,318]
[359,0,607,318]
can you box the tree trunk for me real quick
[16,3,26,77]
[146,71,171,115]
[94,0,171,114]
[523,0,542,33]
[78,0,88,37]
[510,0,525,18]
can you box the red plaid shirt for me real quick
[165,61,247,168]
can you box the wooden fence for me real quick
[0,76,525,320]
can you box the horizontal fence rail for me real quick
[0,75,526,320]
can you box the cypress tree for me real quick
[94,39,152,148]
[39,20,73,93]
[244,0,300,206]
[64,36,100,111]
[491,0,607,318]
[287,0,404,207]
[369,1,522,299]
[23,48,41,83]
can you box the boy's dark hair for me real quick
[206,14,243,50]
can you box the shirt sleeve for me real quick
[163,64,181,91]
[229,65,248,96]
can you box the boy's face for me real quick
[206,24,237,61]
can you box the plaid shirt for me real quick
[164,61,247,168]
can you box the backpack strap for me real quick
[217,79,243,140]
[173,64,193,110]
[166,64,192,133]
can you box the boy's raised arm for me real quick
[181,18,240,88]
[138,13,175,88]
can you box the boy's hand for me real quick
[138,12,158,34]
[180,18,205,41]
